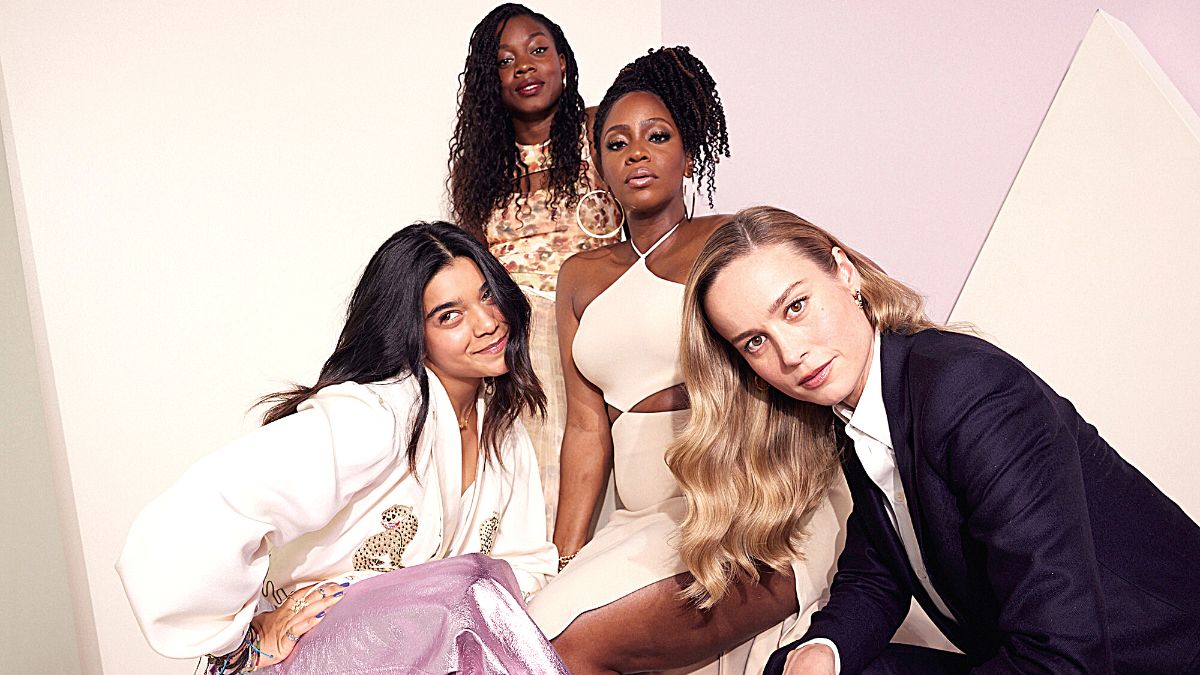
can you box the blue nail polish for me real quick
[339,582,350,587]
[333,591,344,598]
[316,611,326,619]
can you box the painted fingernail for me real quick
[339,582,350,587]
[333,591,344,598]
[316,611,326,619]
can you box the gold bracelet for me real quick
[557,553,577,572]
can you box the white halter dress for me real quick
[527,225,853,674]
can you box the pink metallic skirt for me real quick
[273,554,567,674]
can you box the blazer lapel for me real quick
[836,422,911,577]
[879,332,979,649]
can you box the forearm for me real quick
[552,424,612,554]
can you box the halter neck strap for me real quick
[631,220,683,258]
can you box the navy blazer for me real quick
[770,330,1200,674]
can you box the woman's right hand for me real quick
[250,582,346,668]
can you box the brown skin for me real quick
[551,91,798,674]
[494,17,604,200]
[421,257,510,494]
[496,15,566,145]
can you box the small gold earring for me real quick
[753,375,770,392]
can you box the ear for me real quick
[830,247,862,291]
[684,154,695,179]
[559,53,567,77]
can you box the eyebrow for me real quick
[498,31,547,50]
[727,280,806,345]
[424,282,490,320]
[425,299,461,320]
[602,117,674,138]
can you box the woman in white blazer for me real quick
[118,222,563,674]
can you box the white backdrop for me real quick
[0,2,660,672]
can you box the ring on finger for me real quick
[317,586,327,598]
[285,630,300,642]
[291,597,308,613]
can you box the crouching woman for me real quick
[117,222,564,674]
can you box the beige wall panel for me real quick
[950,12,1200,520]
[0,68,85,675]
[0,2,661,672]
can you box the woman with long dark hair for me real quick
[118,222,564,674]
[449,3,620,532]
[525,47,849,675]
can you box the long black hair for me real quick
[260,222,545,471]
[448,3,586,242]
[593,46,730,209]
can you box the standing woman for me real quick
[527,48,851,674]
[679,206,1200,674]
[449,3,620,529]
[118,223,564,674]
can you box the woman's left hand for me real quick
[250,582,346,668]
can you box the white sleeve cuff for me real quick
[793,638,841,675]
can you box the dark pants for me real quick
[764,643,970,675]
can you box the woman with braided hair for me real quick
[526,46,850,674]
[449,4,619,532]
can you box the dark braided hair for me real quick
[593,46,730,209]
[448,4,587,243]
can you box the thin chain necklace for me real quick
[457,403,475,432]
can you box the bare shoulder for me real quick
[692,213,735,241]
[558,242,637,319]
[676,214,736,262]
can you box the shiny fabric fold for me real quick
[273,554,568,674]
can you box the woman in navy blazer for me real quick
[668,206,1200,674]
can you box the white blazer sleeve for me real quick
[488,421,558,597]
[116,382,405,658]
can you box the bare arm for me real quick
[551,255,615,558]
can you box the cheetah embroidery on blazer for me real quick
[353,505,419,572]
[479,512,500,556]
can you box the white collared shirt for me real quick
[798,334,954,673]
[832,332,955,622]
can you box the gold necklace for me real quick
[457,403,475,432]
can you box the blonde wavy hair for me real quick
[667,205,940,608]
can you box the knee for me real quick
[552,622,618,673]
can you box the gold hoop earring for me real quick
[753,375,770,392]
[576,189,624,239]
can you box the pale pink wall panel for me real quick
[662,1,1200,320]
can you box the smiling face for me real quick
[598,91,691,217]
[422,257,510,388]
[703,243,875,408]
[496,15,566,121]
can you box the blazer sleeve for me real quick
[922,351,1112,674]
[784,486,913,674]
[488,420,558,597]
[116,382,403,659]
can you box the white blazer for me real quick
[117,370,557,659]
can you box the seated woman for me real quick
[449,3,621,531]
[675,206,1200,674]
[527,47,851,674]
[117,222,564,674]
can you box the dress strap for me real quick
[630,220,683,258]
